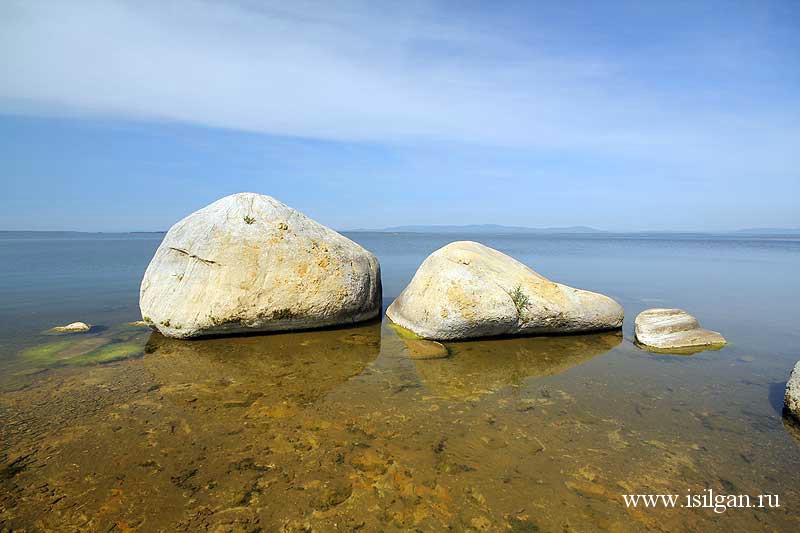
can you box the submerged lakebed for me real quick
[1,231,800,530]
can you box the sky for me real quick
[0,0,798,232]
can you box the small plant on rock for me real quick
[510,285,531,319]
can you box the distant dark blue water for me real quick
[2,231,799,357]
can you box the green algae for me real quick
[22,340,80,363]
[70,342,143,365]
[388,322,449,359]
[388,323,423,340]
[21,338,143,367]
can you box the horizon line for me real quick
[2,226,800,236]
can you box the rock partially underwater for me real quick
[50,321,91,333]
[140,192,382,339]
[785,361,800,422]
[386,241,623,340]
[634,308,726,354]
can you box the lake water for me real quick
[1,231,800,531]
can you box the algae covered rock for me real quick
[386,241,623,340]
[389,324,450,360]
[634,308,726,353]
[21,323,149,366]
[140,193,382,339]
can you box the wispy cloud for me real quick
[0,0,798,174]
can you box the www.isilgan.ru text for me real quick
[622,489,780,513]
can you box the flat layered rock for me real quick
[140,193,381,338]
[634,308,726,352]
[385,241,623,340]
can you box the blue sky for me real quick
[1,0,798,231]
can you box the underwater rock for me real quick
[634,308,726,353]
[784,360,800,421]
[414,331,622,400]
[51,321,91,332]
[385,241,623,340]
[403,338,449,360]
[140,192,382,339]
[390,324,449,359]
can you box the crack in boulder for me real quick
[168,247,220,266]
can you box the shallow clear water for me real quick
[1,231,800,530]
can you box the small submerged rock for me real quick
[404,339,450,360]
[390,324,449,359]
[140,192,382,339]
[386,241,623,340]
[634,308,726,353]
[50,321,91,333]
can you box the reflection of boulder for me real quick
[143,321,381,409]
[413,332,622,400]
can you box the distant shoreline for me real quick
[2,228,800,238]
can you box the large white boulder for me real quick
[385,241,623,340]
[140,193,381,338]
[634,308,726,352]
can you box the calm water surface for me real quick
[1,231,800,531]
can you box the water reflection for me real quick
[143,320,381,409]
[414,332,623,399]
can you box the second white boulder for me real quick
[385,241,624,340]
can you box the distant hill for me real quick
[732,228,800,235]
[364,224,606,234]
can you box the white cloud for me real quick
[0,0,798,173]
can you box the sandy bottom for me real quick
[2,321,800,531]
